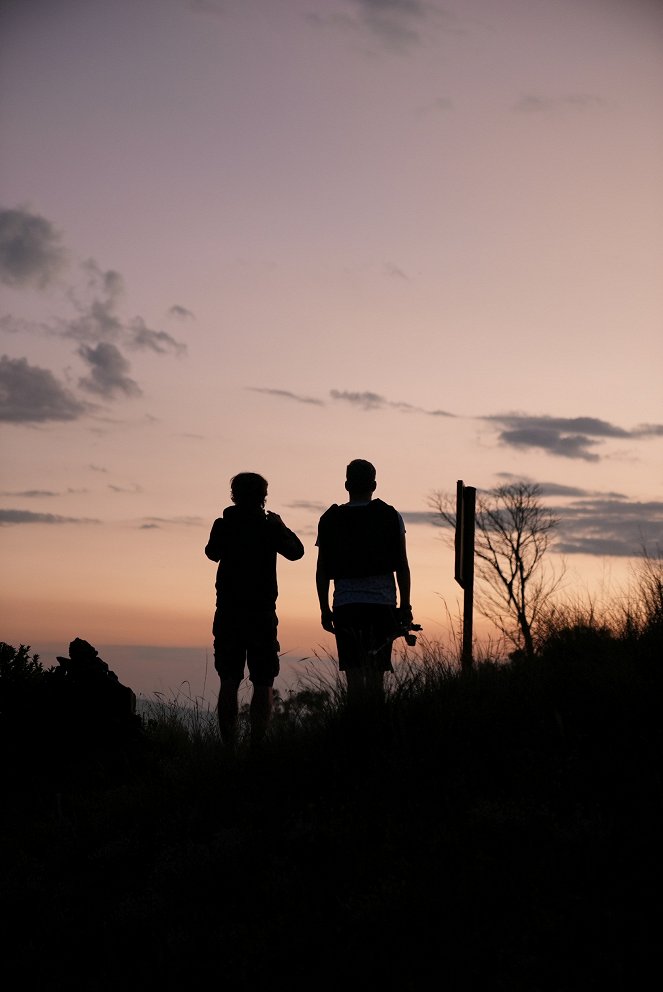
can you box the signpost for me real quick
[454,480,476,672]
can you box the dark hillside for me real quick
[2,630,662,990]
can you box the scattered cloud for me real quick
[126,317,186,356]
[514,93,608,113]
[553,498,663,557]
[308,0,429,53]
[168,305,195,320]
[0,207,67,289]
[431,477,661,558]
[0,509,100,525]
[285,500,328,513]
[77,342,142,399]
[1,213,188,425]
[108,483,143,494]
[0,354,88,423]
[495,474,627,500]
[0,489,59,498]
[384,262,408,279]
[139,515,204,527]
[247,387,325,406]
[401,510,438,525]
[330,389,454,416]
[485,413,662,461]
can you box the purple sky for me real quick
[1,0,662,697]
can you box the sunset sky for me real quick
[1,0,662,701]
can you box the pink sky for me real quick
[1,0,662,700]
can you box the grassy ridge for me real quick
[2,600,662,990]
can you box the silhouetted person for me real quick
[205,472,304,749]
[316,459,413,702]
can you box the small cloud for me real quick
[308,0,429,53]
[247,387,325,406]
[0,206,67,289]
[400,511,438,525]
[331,389,387,411]
[553,498,663,557]
[77,342,142,399]
[499,427,601,462]
[0,354,88,423]
[514,93,607,113]
[127,317,187,356]
[168,305,195,320]
[484,413,638,461]
[0,508,100,525]
[384,262,408,280]
[286,500,328,513]
[0,489,59,498]
[108,483,143,494]
[139,515,204,527]
[330,389,454,417]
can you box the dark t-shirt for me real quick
[316,498,402,580]
[205,505,304,611]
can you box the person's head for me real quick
[345,459,377,497]
[230,472,268,509]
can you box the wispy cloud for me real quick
[330,389,454,416]
[308,0,430,53]
[553,498,663,557]
[1,208,188,424]
[168,304,195,320]
[285,500,328,513]
[0,355,89,423]
[108,483,143,494]
[431,476,661,558]
[485,414,663,461]
[139,515,204,528]
[77,342,142,399]
[514,93,608,113]
[0,509,100,525]
[0,489,59,498]
[0,207,67,289]
[247,387,325,406]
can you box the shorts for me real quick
[332,603,397,673]
[212,608,280,687]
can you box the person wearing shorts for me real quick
[205,472,304,748]
[315,459,413,702]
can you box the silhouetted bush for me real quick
[3,584,663,989]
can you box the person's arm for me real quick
[396,532,412,623]
[316,547,335,633]
[267,512,305,561]
[204,518,223,562]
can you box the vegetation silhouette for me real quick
[2,550,661,989]
[430,481,566,659]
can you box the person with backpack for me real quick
[205,472,305,749]
[315,459,413,702]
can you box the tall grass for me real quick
[3,553,662,989]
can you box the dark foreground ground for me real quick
[3,636,662,991]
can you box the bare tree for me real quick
[430,481,565,658]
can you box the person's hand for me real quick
[398,604,413,626]
[320,608,335,633]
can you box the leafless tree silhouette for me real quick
[430,482,565,658]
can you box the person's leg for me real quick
[335,605,389,705]
[345,665,384,704]
[249,684,273,749]
[246,610,280,749]
[217,678,241,747]
[213,608,246,747]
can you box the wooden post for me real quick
[454,481,476,673]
